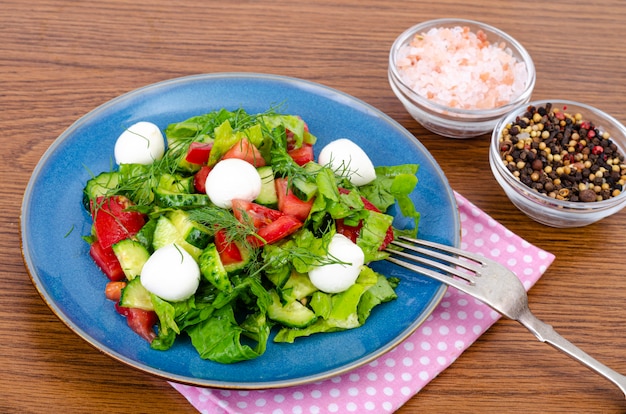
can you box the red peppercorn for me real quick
[580,121,591,130]
[592,145,604,155]
[587,129,596,138]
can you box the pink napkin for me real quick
[170,192,555,413]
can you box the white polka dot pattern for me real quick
[170,192,555,413]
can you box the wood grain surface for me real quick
[3,0,626,412]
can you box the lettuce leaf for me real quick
[273,266,382,343]
[187,305,269,363]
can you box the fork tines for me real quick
[385,236,486,287]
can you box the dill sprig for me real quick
[187,206,260,250]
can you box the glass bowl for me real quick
[388,18,536,139]
[490,99,626,227]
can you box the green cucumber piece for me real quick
[112,239,151,280]
[157,173,194,193]
[267,290,317,328]
[119,277,154,311]
[280,271,318,302]
[265,265,291,288]
[198,243,231,292]
[154,188,211,208]
[291,162,323,201]
[82,171,119,209]
[152,215,202,260]
[291,176,317,202]
[167,210,211,250]
[255,166,277,206]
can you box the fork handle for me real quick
[516,308,626,399]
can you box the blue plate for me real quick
[21,73,459,389]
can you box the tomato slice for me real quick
[114,303,158,343]
[231,199,284,229]
[230,199,303,247]
[255,215,302,246]
[89,240,125,281]
[335,219,361,243]
[185,141,213,165]
[275,177,314,222]
[193,165,212,193]
[287,143,314,166]
[222,138,266,167]
[214,229,243,265]
[91,196,146,250]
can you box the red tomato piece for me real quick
[214,229,243,265]
[91,196,146,250]
[335,219,361,243]
[231,199,303,247]
[231,199,284,229]
[185,141,213,165]
[193,165,212,193]
[287,143,314,166]
[255,215,302,246]
[275,177,314,222]
[114,303,158,343]
[222,138,266,167]
[89,240,125,281]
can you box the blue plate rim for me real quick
[20,72,460,389]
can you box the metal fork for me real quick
[385,235,626,398]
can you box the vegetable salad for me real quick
[83,107,420,363]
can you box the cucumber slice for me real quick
[152,215,202,260]
[119,277,154,311]
[168,210,211,249]
[291,176,317,202]
[82,171,119,209]
[280,271,318,302]
[112,239,150,280]
[291,162,322,202]
[198,243,231,292]
[255,166,277,206]
[265,265,291,288]
[267,290,317,328]
[154,188,211,208]
[157,173,194,193]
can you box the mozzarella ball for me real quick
[308,233,365,293]
[205,158,262,209]
[318,138,376,186]
[114,121,165,165]
[140,243,200,302]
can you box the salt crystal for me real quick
[396,26,527,110]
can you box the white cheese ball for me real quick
[308,233,365,294]
[205,158,262,209]
[114,121,165,165]
[318,138,376,186]
[140,243,200,302]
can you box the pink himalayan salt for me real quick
[396,26,527,110]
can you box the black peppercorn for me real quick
[498,103,626,203]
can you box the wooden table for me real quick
[3,0,626,412]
